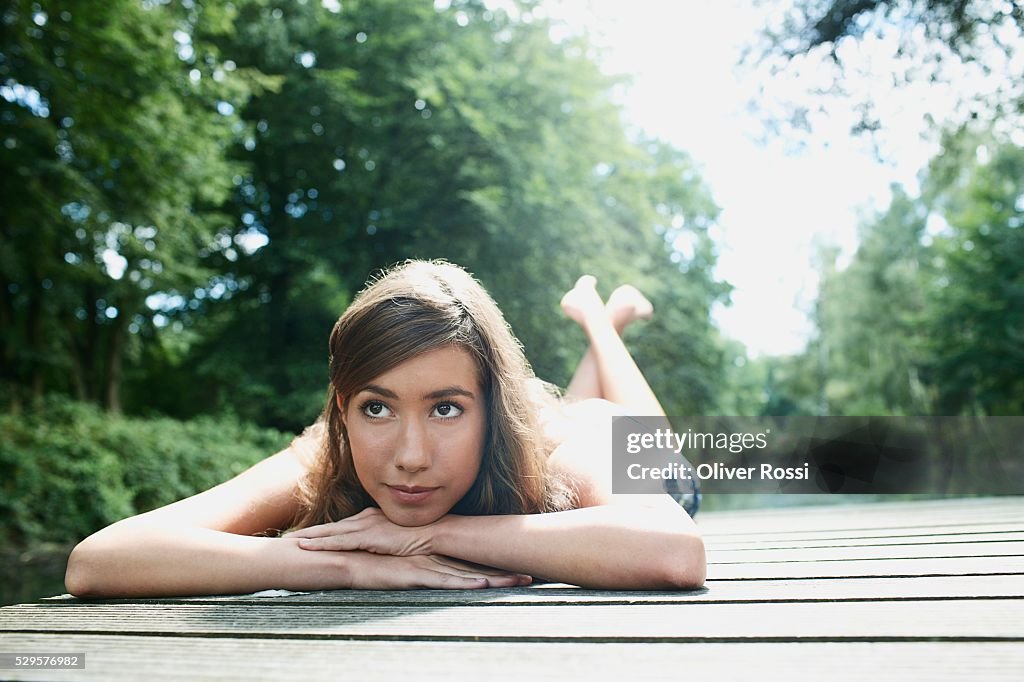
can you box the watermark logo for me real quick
[612,416,1024,495]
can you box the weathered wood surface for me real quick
[3,635,1023,682]
[2,599,1022,639]
[27,573,1024,604]
[1,496,1022,681]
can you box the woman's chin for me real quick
[380,505,445,527]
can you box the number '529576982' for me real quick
[0,654,84,669]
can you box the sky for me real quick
[535,0,964,357]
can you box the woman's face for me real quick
[342,345,487,527]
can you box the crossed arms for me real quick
[65,427,705,598]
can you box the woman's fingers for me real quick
[432,555,531,579]
[289,529,532,587]
[475,573,533,587]
[282,523,340,539]
[284,518,363,539]
[424,556,533,586]
[296,535,359,551]
[283,508,381,539]
[341,553,533,590]
[417,571,490,589]
[415,568,524,589]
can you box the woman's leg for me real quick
[560,276,663,416]
[563,279,654,401]
[563,348,603,402]
[561,277,700,516]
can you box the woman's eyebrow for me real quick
[362,384,399,399]
[424,387,476,400]
[360,384,476,401]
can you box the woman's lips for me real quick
[387,485,439,504]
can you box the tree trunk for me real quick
[65,318,88,402]
[0,290,21,412]
[27,286,44,400]
[81,284,99,404]
[104,312,127,414]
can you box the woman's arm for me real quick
[435,401,705,589]
[290,405,706,590]
[65,445,526,597]
[292,500,703,591]
[65,522,349,598]
[66,524,526,597]
[436,501,703,589]
[64,445,323,597]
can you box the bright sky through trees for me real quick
[537,0,983,357]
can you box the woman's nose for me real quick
[394,419,431,472]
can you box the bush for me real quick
[0,397,293,546]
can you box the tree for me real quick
[919,129,1024,414]
[746,0,1023,140]
[159,0,729,429]
[2,1,730,425]
[0,0,249,411]
[798,127,1023,416]
[811,186,935,415]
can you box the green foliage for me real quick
[1,0,252,411]
[768,0,1021,60]
[0,396,291,545]
[749,0,1023,138]
[811,186,934,415]
[789,128,1024,416]
[145,0,729,427]
[4,0,730,431]
[919,131,1024,414]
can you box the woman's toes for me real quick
[607,284,654,330]
[561,275,604,323]
[575,274,597,290]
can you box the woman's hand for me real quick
[343,551,532,590]
[285,509,533,589]
[284,507,437,556]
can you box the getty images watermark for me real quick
[612,416,1024,495]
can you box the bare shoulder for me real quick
[546,399,626,507]
[547,399,681,512]
[121,424,321,536]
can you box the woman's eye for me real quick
[432,402,463,419]
[362,401,393,418]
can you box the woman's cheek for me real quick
[349,428,395,484]
[457,421,486,482]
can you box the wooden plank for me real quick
[698,496,1023,518]
[707,530,1024,549]
[2,600,1022,639]
[708,555,1024,579]
[271,573,1024,602]
[706,540,1024,563]
[699,523,1024,545]
[38,574,1024,606]
[701,521,1024,540]
[2,634,1022,682]
[699,512,1024,537]
[700,496,1024,519]
[697,498,1024,536]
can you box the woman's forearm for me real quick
[64,521,346,598]
[432,505,705,590]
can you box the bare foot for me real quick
[606,284,653,334]
[560,275,605,328]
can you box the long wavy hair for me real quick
[289,260,576,529]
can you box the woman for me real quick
[64,260,705,597]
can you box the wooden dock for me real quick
[1,497,1022,680]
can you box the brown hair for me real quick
[290,260,576,529]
